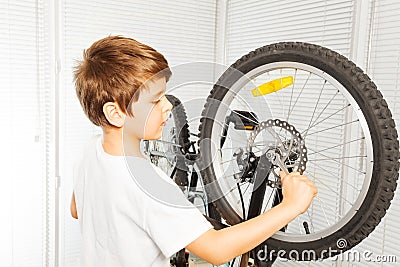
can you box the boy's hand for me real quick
[279,171,317,215]
[186,171,317,264]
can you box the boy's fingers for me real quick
[279,170,317,195]
[299,176,310,182]
[279,171,287,182]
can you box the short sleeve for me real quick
[144,193,214,258]
[128,161,214,258]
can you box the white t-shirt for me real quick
[73,135,213,267]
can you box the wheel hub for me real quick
[248,118,308,177]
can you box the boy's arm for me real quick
[185,171,317,266]
[70,192,78,219]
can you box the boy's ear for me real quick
[103,102,126,128]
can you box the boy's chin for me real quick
[145,133,163,141]
[146,137,162,141]
[136,128,163,141]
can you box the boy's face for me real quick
[124,77,173,140]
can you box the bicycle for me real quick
[143,42,400,266]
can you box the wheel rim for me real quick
[208,61,374,242]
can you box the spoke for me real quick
[237,183,252,218]
[296,214,303,234]
[278,126,286,143]
[241,127,287,154]
[307,166,359,206]
[276,130,290,143]
[262,187,277,213]
[237,182,246,220]
[308,155,367,161]
[307,159,362,192]
[306,119,359,136]
[287,71,312,120]
[220,127,248,138]
[302,90,340,139]
[303,80,327,137]
[249,140,278,147]
[224,178,247,195]
[287,68,298,122]
[222,175,250,194]
[307,146,367,176]
[319,202,331,226]
[219,134,249,145]
[220,139,275,152]
[220,145,248,151]
[307,137,365,155]
[271,70,287,120]
[272,130,301,159]
[306,209,316,233]
[264,127,286,150]
[265,71,282,119]
[315,196,343,222]
[301,104,351,136]
[230,110,260,128]
[242,183,252,198]
[279,68,286,120]
[220,157,237,165]
[152,139,182,148]
[251,146,264,154]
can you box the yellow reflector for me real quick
[251,76,293,97]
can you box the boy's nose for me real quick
[165,97,173,112]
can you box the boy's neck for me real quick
[101,126,145,158]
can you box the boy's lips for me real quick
[161,120,167,126]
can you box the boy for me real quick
[71,35,317,266]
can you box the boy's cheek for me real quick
[124,104,161,139]
[124,117,143,137]
[145,114,165,139]
[144,122,162,139]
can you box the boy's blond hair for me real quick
[74,35,172,127]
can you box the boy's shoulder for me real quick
[75,134,101,162]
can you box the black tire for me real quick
[166,94,191,152]
[198,42,399,260]
[164,94,191,187]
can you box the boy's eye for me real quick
[153,95,165,103]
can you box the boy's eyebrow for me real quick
[153,90,165,98]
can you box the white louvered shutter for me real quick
[350,1,400,266]
[225,0,353,64]
[0,0,53,266]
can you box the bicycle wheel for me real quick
[198,42,399,261]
